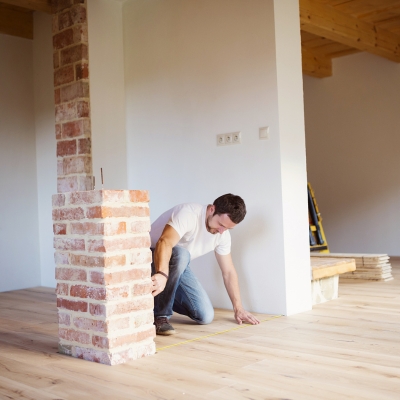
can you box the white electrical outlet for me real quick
[217,134,225,146]
[225,133,233,145]
[232,131,241,144]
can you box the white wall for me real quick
[33,12,57,287]
[0,33,41,291]
[123,0,310,315]
[304,52,400,256]
[88,0,127,190]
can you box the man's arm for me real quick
[215,252,260,325]
[151,225,180,297]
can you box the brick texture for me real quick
[53,0,93,194]
[53,190,155,365]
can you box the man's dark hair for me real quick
[213,194,246,224]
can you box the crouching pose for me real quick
[150,193,260,335]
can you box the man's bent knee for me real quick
[197,307,214,325]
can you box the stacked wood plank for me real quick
[311,253,393,281]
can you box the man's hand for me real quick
[151,273,167,297]
[234,307,260,325]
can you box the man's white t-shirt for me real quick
[150,203,231,260]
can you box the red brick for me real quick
[54,252,69,265]
[57,298,88,312]
[75,63,89,80]
[62,119,90,138]
[57,159,64,176]
[88,236,150,253]
[69,190,101,204]
[55,101,76,123]
[74,347,111,365]
[53,28,74,50]
[56,283,69,296]
[60,81,89,102]
[106,286,130,300]
[76,100,90,118]
[53,51,60,69]
[53,223,67,235]
[92,335,108,349]
[57,139,76,157]
[52,13,59,34]
[86,206,150,219]
[78,176,94,191]
[89,303,106,317]
[70,221,125,236]
[54,238,85,251]
[54,88,61,105]
[72,24,88,43]
[130,250,152,265]
[70,285,106,300]
[130,220,151,233]
[54,65,74,87]
[132,281,152,296]
[56,267,87,281]
[58,312,71,326]
[102,190,126,202]
[63,156,91,174]
[59,328,90,344]
[52,0,73,13]
[78,137,91,154]
[73,317,107,332]
[70,254,126,268]
[58,9,73,30]
[129,190,150,203]
[57,176,79,193]
[90,268,151,285]
[52,207,85,221]
[61,43,88,66]
[52,193,66,207]
[92,327,155,349]
[55,124,62,140]
[132,312,154,328]
[70,5,86,24]
[107,317,130,332]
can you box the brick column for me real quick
[52,0,93,193]
[53,190,156,365]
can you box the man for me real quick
[150,193,260,335]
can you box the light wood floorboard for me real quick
[0,264,399,399]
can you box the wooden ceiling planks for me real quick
[301,0,400,77]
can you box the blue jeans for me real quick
[151,246,214,324]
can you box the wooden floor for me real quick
[1,264,400,399]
